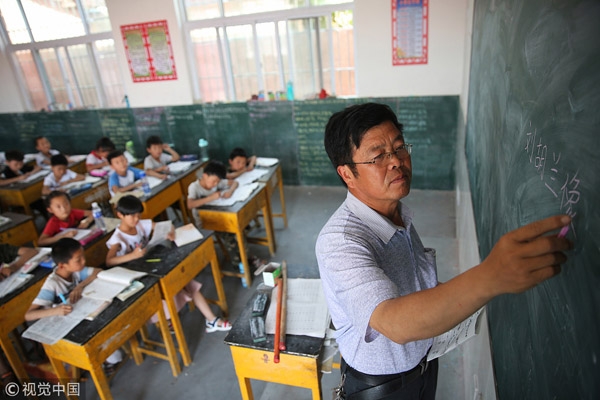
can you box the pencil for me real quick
[274,277,283,363]
[279,261,287,351]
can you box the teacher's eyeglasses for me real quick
[347,144,412,167]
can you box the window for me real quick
[0,0,123,110]
[182,0,355,102]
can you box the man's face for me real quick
[338,121,412,210]
[110,155,129,175]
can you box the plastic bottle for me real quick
[238,262,248,288]
[125,140,136,159]
[91,202,106,231]
[286,81,294,101]
[198,138,209,162]
[139,171,151,196]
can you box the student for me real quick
[24,238,123,371]
[41,154,85,196]
[38,191,93,246]
[106,195,231,332]
[144,135,180,175]
[187,160,238,228]
[0,150,42,186]
[0,243,38,280]
[34,136,61,169]
[86,137,116,172]
[226,147,257,179]
[107,150,148,196]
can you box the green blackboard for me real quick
[466,0,600,398]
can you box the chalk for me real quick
[557,225,570,238]
[145,258,161,262]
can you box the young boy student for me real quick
[41,154,85,196]
[0,150,42,186]
[86,137,115,173]
[187,160,239,228]
[144,135,180,175]
[226,147,257,179]
[38,191,93,246]
[34,136,61,169]
[106,195,231,332]
[107,150,166,197]
[24,238,123,371]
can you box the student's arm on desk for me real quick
[60,173,85,186]
[247,155,257,171]
[77,211,94,229]
[221,180,239,199]
[0,175,27,186]
[25,303,73,321]
[187,192,220,209]
[145,168,168,179]
[86,160,109,172]
[69,267,101,303]
[111,181,142,194]
[38,229,78,246]
[369,215,572,345]
[105,243,146,267]
[163,143,180,162]
[0,247,38,278]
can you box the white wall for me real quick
[354,0,468,96]
[0,41,27,112]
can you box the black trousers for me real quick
[343,359,438,400]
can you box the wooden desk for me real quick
[0,212,38,246]
[44,276,179,400]
[0,266,52,383]
[0,174,45,216]
[124,230,228,367]
[225,292,324,400]
[141,177,188,224]
[70,179,110,211]
[68,158,87,175]
[197,183,276,287]
[176,162,204,198]
[257,163,288,228]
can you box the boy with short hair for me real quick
[0,150,42,186]
[34,136,61,169]
[24,238,123,370]
[41,154,85,195]
[38,191,93,246]
[86,137,116,172]
[107,150,146,196]
[226,147,256,179]
[187,160,238,228]
[144,135,180,175]
[106,195,231,332]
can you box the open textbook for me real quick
[146,220,173,249]
[82,266,147,302]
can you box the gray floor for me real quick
[80,186,462,400]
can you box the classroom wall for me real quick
[0,41,26,113]
[355,0,468,97]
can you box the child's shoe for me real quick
[205,317,232,333]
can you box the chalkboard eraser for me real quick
[250,316,266,343]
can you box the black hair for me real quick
[146,135,163,148]
[45,190,71,208]
[116,195,144,215]
[107,150,124,165]
[95,137,116,152]
[5,150,24,162]
[228,147,248,160]
[324,102,404,186]
[50,154,68,166]
[202,160,226,180]
[52,238,83,265]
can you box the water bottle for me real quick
[238,262,248,288]
[286,81,294,101]
[139,171,151,196]
[91,202,106,231]
[198,138,209,162]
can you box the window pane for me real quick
[22,0,85,42]
[331,10,354,96]
[0,0,31,44]
[94,39,125,108]
[67,44,99,108]
[310,0,351,5]
[287,18,318,100]
[227,25,257,101]
[223,0,304,17]
[256,22,282,95]
[14,50,47,110]
[184,0,221,21]
[81,0,111,34]
[190,28,227,103]
[39,48,70,107]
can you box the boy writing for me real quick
[24,238,123,370]
[38,191,94,246]
[34,136,61,169]
[86,137,116,172]
[144,135,180,175]
[107,150,151,197]
[41,154,85,196]
[0,150,42,186]
[226,147,257,179]
[106,195,231,332]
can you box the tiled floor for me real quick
[74,186,462,400]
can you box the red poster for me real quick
[121,20,177,82]
[392,0,429,65]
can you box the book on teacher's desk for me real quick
[82,266,147,302]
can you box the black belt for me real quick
[341,357,429,400]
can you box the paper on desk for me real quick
[21,247,52,274]
[167,161,193,173]
[174,224,203,247]
[0,215,11,227]
[265,278,330,339]
[256,157,279,167]
[207,182,258,207]
[0,273,33,298]
[147,220,173,249]
[60,176,101,191]
[68,154,87,163]
[60,228,93,242]
[145,176,165,189]
[23,169,49,182]
[427,308,483,361]
[235,169,269,186]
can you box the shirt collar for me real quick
[345,191,414,244]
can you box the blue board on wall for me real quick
[466,0,600,398]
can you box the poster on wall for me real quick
[121,20,177,82]
[392,0,429,65]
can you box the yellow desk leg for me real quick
[235,229,253,287]
[156,306,181,376]
[0,335,29,383]
[237,376,255,400]
[46,356,78,400]
[88,363,112,400]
